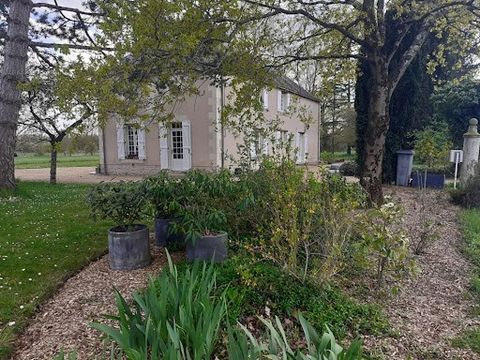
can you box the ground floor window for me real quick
[125,124,139,159]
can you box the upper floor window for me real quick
[278,91,291,112]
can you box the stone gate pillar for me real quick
[460,118,480,185]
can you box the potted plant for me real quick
[178,170,230,262]
[413,122,452,189]
[87,181,151,270]
[144,171,185,248]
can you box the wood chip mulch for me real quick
[363,187,480,359]
[10,186,480,360]
[11,241,181,360]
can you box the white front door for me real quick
[169,121,191,171]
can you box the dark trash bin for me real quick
[396,150,415,186]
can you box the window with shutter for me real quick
[124,124,139,159]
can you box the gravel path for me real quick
[11,243,182,360]
[15,167,143,184]
[364,187,480,359]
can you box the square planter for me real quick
[411,172,445,189]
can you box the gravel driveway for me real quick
[15,167,143,184]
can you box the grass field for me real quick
[0,182,110,358]
[452,209,480,354]
[15,154,99,169]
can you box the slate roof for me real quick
[273,77,320,103]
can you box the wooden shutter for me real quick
[304,133,308,163]
[159,123,169,169]
[263,90,269,109]
[295,132,300,164]
[116,122,125,160]
[277,90,282,112]
[138,128,146,160]
[182,121,192,170]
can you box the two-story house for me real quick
[98,77,320,175]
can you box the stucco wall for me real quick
[99,83,320,175]
[100,82,218,175]
[222,88,320,170]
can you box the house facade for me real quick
[98,78,320,175]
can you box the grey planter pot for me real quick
[186,233,228,263]
[154,217,185,248]
[108,224,151,270]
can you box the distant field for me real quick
[15,154,99,169]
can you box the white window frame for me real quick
[124,124,139,159]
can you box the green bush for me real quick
[212,255,388,339]
[175,170,252,243]
[413,122,452,172]
[352,199,415,290]
[235,160,367,284]
[144,171,183,218]
[86,181,147,230]
[451,173,480,208]
[320,151,336,164]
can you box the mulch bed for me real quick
[12,241,181,360]
[363,187,480,359]
[10,186,480,359]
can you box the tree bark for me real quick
[50,143,57,185]
[0,0,32,189]
[360,54,391,204]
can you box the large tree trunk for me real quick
[50,143,57,185]
[0,0,32,189]
[360,55,391,204]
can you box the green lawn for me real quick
[452,209,480,354]
[15,154,99,169]
[0,182,110,358]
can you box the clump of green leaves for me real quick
[413,122,452,172]
[228,314,363,360]
[213,255,389,339]
[86,181,147,230]
[91,254,227,359]
[175,170,252,243]
[353,198,415,291]
[92,254,368,359]
[236,160,367,284]
[144,171,183,219]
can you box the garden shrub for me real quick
[235,160,367,284]
[86,181,147,230]
[320,151,336,164]
[451,173,480,208]
[339,160,359,176]
[351,198,415,290]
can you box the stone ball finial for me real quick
[466,118,479,135]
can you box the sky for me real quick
[33,0,86,8]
